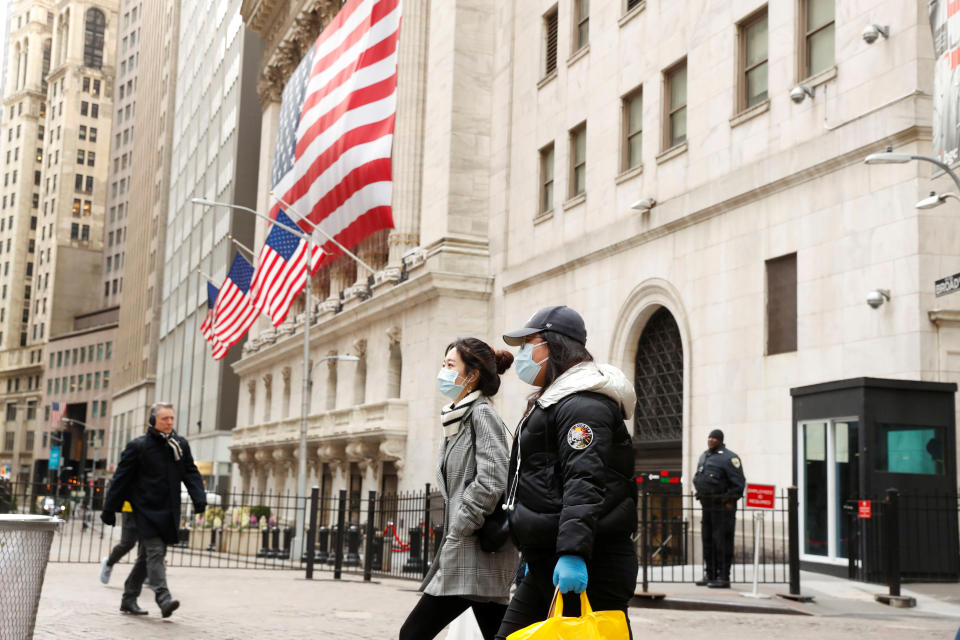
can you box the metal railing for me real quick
[636,488,792,588]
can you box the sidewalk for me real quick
[33,563,960,639]
[633,569,960,619]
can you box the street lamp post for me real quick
[864,147,960,193]
[190,197,364,561]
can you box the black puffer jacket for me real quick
[103,429,206,544]
[506,362,637,560]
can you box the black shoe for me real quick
[695,574,713,586]
[707,579,731,589]
[120,602,149,615]
[159,599,180,619]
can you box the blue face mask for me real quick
[436,368,465,399]
[515,342,548,385]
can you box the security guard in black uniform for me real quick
[693,429,745,588]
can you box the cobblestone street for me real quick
[33,563,960,639]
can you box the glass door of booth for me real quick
[798,418,860,563]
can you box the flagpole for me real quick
[269,192,378,275]
[227,235,256,259]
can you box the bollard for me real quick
[403,525,423,574]
[282,526,294,560]
[316,526,330,564]
[334,489,347,580]
[363,490,376,581]
[371,531,384,572]
[886,489,901,597]
[640,490,648,593]
[788,486,800,596]
[305,486,319,577]
[257,527,271,558]
[344,524,362,567]
[268,525,281,558]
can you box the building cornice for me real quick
[502,124,932,294]
[232,268,494,376]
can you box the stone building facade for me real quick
[232,0,958,571]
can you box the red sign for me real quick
[858,500,872,519]
[745,484,776,509]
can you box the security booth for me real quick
[791,377,959,582]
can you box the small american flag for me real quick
[200,282,222,350]
[270,0,400,268]
[50,401,65,429]
[250,210,320,326]
[210,254,258,360]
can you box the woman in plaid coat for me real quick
[399,338,519,640]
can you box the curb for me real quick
[630,593,813,616]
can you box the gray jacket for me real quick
[420,396,518,601]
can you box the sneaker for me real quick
[100,558,112,585]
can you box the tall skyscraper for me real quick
[0,0,120,486]
[155,0,262,490]
[109,0,179,470]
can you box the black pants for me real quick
[399,594,508,640]
[106,513,138,566]
[495,539,637,640]
[701,499,736,580]
[122,537,172,605]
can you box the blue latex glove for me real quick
[552,555,588,594]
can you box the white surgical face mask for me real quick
[514,342,548,385]
[436,368,465,399]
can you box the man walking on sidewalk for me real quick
[693,429,745,589]
[101,402,206,618]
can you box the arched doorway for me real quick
[634,306,684,482]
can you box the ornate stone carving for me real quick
[247,378,257,398]
[262,372,273,389]
[386,326,401,346]
[281,366,292,388]
[352,338,367,358]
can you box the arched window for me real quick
[83,9,105,69]
[634,307,683,443]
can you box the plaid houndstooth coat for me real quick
[420,396,519,601]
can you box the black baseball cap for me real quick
[503,306,587,346]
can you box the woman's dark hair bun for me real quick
[493,350,514,374]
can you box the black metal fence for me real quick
[636,489,792,588]
[847,489,960,585]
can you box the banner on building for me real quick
[929,0,960,168]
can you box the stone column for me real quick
[388,0,430,268]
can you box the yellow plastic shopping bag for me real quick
[506,588,630,640]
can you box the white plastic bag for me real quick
[445,608,484,640]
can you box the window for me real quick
[5,403,16,421]
[876,425,947,475]
[72,199,81,216]
[766,252,797,355]
[739,8,768,110]
[663,59,687,149]
[92,79,100,97]
[802,0,834,78]
[87,151,95,166]
[574,0,589,51]
[106,341,111,359]
[82,77,90,92]
[544,8,559,76]
[75,174,83,191]
[569,123,586,198]
[79,125,86,140]
[97,343,103,360]
[84,9,106,69]
[621,88,643,171]
[91,104,99,118]
[77,150,85,164]
[539,143,555,214]
[89,128,97,142]
[85,176,93,193]
[70,223,79,239]
[81,225,90,241]
[83,200,91,216]
[80,101,89,116]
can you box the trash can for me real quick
[0,515,61,639]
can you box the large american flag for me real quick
[210,254,258,360]
[270,0,400,268]
[250,210,321,326]
[200,282,222,351]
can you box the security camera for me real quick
[866,289,890,309]
[790,85,814,104]
[630,197,656,211]
[862,24,889,45]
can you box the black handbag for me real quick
[469,420,511,553]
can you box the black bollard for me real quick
[282,526,294,560]
[370,531,384,571]
[257,527,271,558]
[403,525,423,574]
[268,525,281,558]
[316,526,330,563]
[344,524,361,567]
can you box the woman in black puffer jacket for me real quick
[495,305,638,640]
